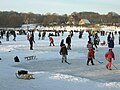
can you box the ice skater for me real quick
[59,44,70,64]
[87,48,95,65]
[105,48,115,70]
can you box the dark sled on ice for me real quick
[15,70,35,80]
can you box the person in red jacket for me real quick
[87,48,95,65]
[105,48,115,70]
[49,36,55,46]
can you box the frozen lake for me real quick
[1,31,120,90]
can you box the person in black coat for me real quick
[29,34,35,50]
[108,38,114,48]
[107,32,111,44]
[38,31,41,40]
[13,31,16,41]
[60,39,64,47]
[66,35,71,50]
[6,31,9,41]
[119,31,120,45]
[14,56,20,62]
[60,44,68,63]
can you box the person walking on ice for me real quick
[66,35,71,50]
[87,48,95,65]
[49,36,55,46]
[105,48,115,70]
[60,39,64,47]
[59,44,70,64]
[29,34,35,50]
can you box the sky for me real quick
[0,0,120,15]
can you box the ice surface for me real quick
[0,31,120,90]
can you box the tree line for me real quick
[0,11,120,28]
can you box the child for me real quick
[49,36,55,46]
[14,56,20,62]
[105,48,115,70]
[87,48,95,65]
[59,44,69,63]
[87,41,93,50]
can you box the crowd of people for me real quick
[0,29,120,70]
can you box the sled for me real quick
[15,70,35,80]
[24,55,36,60]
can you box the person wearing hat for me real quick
[60,39,64,47]
[105,48,115,70]
[87,41,93,50]
[59,44,69,63]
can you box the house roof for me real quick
[79,19,91,25]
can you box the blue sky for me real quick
[0,0,119,15]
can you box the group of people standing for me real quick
[87,31,116,70]
[0,30,16,41]
[26,30,116,70]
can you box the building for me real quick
[79,19,91,25]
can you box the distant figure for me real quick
[70,30,73,37]
[38,31,41,40]
[49,36,55,46]
[111,32,115,41]
[105,48,115,70]
[107,32,111,44]
[62,31,64,36]
[6,31,9,41]
[60,39,64,47]
[66,35,71,50]
[13,31,16,41]
[0,30,4,39]
[14,56,20,62]
[119,32,120,44]
[79,30,83,39]
[59,44,69,63]
[88,31,92,41]
[42,31,46,40]
[108,38,114,48]
[29,34,35,50]
[94,33,100,48]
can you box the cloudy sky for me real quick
[0,0,119,15]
